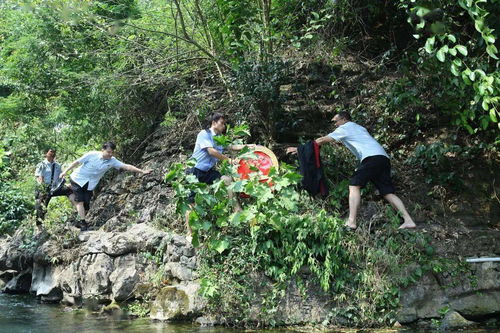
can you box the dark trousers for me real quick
[35,185,72,224]
[186,167,222,203]
[35,186,51,224]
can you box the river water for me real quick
[0,293,243,333]
[0,293,496,333]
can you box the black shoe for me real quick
[80,221,89,231]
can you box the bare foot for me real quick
[344,221,357,230]
[399,221,417,229]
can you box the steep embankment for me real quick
[0,58,498,329]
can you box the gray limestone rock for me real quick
[164,262,195,281]
[0,269,17,284]
[3,269,32,294]
[150,282,203,321]
[110,254,140,301]
[440,311,475,330]
[450,291,500,318]
[398,262,500,324]
[0,231,35,272]
[79,253,113,302]
[195,316,217,327]
[30,263,64,302]
[397,273,448,323]
[81,224,166,257]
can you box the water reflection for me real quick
[0,293,243,333]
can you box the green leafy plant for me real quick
[290,9,333,49]
[125,299,150,318]
[0,149,31,235]
[408,141,463,185]
[231,59,289,142]
[400,0,499,132]
[166,125,438,327]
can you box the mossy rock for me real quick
[150,286,191,321]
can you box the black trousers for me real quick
[35,185,72,224]
[186,167,222,203]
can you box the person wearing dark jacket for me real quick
[297,140,328,197]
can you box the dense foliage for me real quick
[0,149,31,234]
[166,126,441,327]
[399,0,499,133]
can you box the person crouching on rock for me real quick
[59,141,151,231]
[186,113,253,234]
[35,148,73,225]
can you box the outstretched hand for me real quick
[142,169,152,175]
[228,158,239,166]
[286,147,298,155]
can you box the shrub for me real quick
[0,150,31,235]
[165,125,439,327]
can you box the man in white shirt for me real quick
[34,148,72,224]
[288,112,416,230]
[321,111,416,230]
[60,142,151,231]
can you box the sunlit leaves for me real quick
[424,36,435,53]
[436,45,448,62]
[210,237,230,254]
[404,0,498,132]
[486,44,498,59]
[455,45,468,56]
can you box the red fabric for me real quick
[313,141,328,196]
[313,141,321,168]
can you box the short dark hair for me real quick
[337,111,351,121]
[206,113,225,128]
[102,141,116,150]
[47,148,56,155]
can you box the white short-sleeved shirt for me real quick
[328,122,389,162]
[70,151,124,190]
[35,159,62,185]
[191,129,224,171]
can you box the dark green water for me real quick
[0,293,242,333]
[1,293,496,333]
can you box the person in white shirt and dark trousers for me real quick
[288,111,416,230]
[60,142,151,231]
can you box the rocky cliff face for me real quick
[0,223,204,320]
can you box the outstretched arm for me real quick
[60,160,81,178]
[207,147,229,161]
[121,164,151,175]
[286,137,333,155]
[315,136,334,146]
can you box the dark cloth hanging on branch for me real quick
[297,140,329,197]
